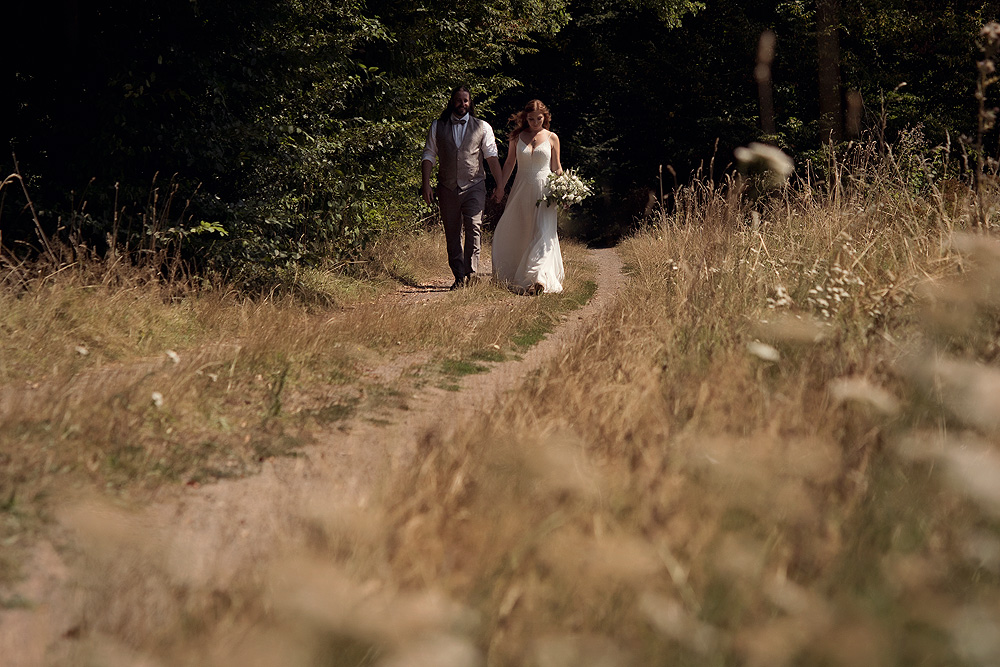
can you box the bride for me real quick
[491,99,565,295]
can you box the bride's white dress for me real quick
[492,137,564,293]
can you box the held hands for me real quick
[492,174,508,204]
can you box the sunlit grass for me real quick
[0,230,597,585]
[7,142,1000,666]
[358,148,1000,666]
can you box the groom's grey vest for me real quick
[436,116,487,192]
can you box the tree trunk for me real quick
[756,31,777,136]
[816,0,842,143]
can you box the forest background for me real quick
[2,0,999,277]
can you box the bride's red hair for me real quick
[508,99,551,141]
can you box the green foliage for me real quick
[5,0,998,262]
[4,0,571,279]
[839,0,991,139]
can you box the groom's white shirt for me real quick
[450,113,468,146]
[422,115,499,191]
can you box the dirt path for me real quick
[1,247,624,666]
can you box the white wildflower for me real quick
[766,285,794,309]
[943,445,1000,515]
[639,592,721,656]
[734,142,794,190]
[166,350,180,364]
[151,392,164,408]
[747,340,780,362]
[952,605,1000,665]
[75,345,89,356]
[532,634,630,667]
[828,376,900,416]
[908,355,1000,431]
[379,634,481,667]
[962,533,1000,573]
[801,259,864,319]
[981,21,1000,45]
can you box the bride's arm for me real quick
[550,133,563,174]
[501,135,518,182]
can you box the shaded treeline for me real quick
[1,0,580,278]
[497,0,998,240]
[2,0,997,273]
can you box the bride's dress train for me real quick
[492,137,564,293]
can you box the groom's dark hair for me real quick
[438,84,476,122]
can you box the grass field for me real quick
[0,231,597,587]
[4,145,1000,665]
[357,157,1000,666]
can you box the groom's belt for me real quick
[439,176,486,194]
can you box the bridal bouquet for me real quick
[537,169,594,209]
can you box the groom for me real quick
[421,85,504,289]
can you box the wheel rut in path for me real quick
[0,247,625,666]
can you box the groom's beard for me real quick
[452,103,470,117]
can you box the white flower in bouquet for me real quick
[537,169,594,209]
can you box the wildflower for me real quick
[943,445,1000,514]
[984,109,997,131]
[828,376,900,416]
[151,391,164,408]
[951,605,1000,665]
[640,592,720,656]
[166,350,180,364]
[532,635,629,667]
[734,142,794,190]
[75,345,89,356]
[962,533,1000,572]
[747,340,780,362]
[981,21,1000,45]
[766,285,794,309]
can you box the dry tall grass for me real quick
[351,150,1000,666]
[0,230,595,585]
[8,145,1000,666]
[281,150,998,665]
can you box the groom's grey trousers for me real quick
[438,182,484,281]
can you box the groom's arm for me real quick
[481,123,504,191]
[421,159,435,205]
[420,122,437,205]
[486,156,503,190]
